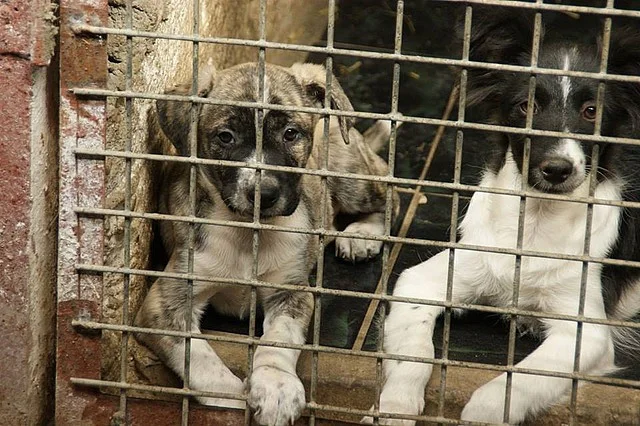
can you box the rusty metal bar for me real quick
[69,25,640,84]
[117,0,134,420]
[73,207,640,270]
[74,264,640,331]
[372,2,405,424]
[70,87,640,148]
[69,320,640,389]
[308,1,336,424]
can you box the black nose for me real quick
[540,158,574,185]
[247,185,280,210]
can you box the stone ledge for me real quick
[129,331,640,425]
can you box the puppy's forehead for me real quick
[201,63,314,128]
[534,42,600,101]
[211,63,306,105]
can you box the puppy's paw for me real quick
[336,221,384,262]
[196,375,246,410]
[461,376,524,424]
[248,366,305,426]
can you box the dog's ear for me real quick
[156,60,216,155]
[289,63,355,144]
[461,7,538,106]
[607,26,640,130]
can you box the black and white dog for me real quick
[368,9,640,425]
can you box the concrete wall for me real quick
[0,0,58,424]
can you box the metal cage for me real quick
[56,0,640,424]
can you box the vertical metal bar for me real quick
[246,1,268,424]
[181,0,200,424]
[374,1,403,423]
[438,6,470,421]
[308,0,336,424]
[117,0,134,422]
[569,4,613,423]
[503,6,543,423]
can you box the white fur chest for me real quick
[459,156,622,309]
[193,203,312,282]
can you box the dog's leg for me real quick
[461,279,615,424]
[135,255,246,409]
[362,249,483,426]
[248,288,313,426]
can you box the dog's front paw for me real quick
[461,376,525,424]
[196,374,246,410]
[361,408,416,426]
[248,366,305,426]
[336,221,384,262]
[360,392,423,426]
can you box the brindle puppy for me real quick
[135,62,396,426]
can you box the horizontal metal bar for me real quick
[69,25,640,84]
[70,377,485,424]
[74,147,640,210]
[70,88,640,148]
[446,0,640,19]
[306,402,490,426]
[74,264,640,330]
[73,320,640,388]
[75,207,640,269]
[71,377,246,401]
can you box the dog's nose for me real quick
[247,185,280,210]
[540,158,573,185]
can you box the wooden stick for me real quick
[351,83,460,351]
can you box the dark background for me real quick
[200,0,640,379]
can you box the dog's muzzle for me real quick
[246,182,280,211]
[540,157,573,185]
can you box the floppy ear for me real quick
[607,26,640,130]
[289,63,355,144]
[462,7,538,106]
[156,60,216,155]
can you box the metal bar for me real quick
[69,25,640,83]
[443,0,640,18]
[73,207,640,270]
[245,1,268,424]
[569,5,615,422]
[438,6,471,420]
[180,0,201,422]
[117,0,134,421]
[502,7,543,422]
[69,88,640,147]
[72,147,640,208]
[373,2,405,423]
[309,1,336,424]
[74,264,640,330]
[69,321,640,388]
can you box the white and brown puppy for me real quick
[135,62,394,426]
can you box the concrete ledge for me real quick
[127,331,640,425]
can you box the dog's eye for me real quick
[581,103,597,122]
[217,131,235,145]
[518,101,539,116]
[283,128,300,142]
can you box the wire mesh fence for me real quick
[60,0,640,425]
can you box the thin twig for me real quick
[352,83,460,351]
